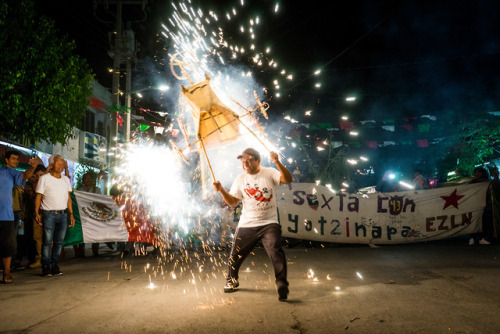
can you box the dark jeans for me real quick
[41,211,68,268]
[227,224,288,285]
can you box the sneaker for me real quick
[224,278,239,293]
[42,267,53,277]
[468,238,475,246]
[51,265,63,276]
[479,238,491,245]
[277,283,289,301]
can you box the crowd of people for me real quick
[2,147,499,296]
[0,150,120,284]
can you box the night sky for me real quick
[34,0,500,183]
[36,0,500,121]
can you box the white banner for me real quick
[272,182,488,244]
[73,190,129,243]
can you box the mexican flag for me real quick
[64,190,157,246]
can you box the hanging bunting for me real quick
[339,121,354,131]
[418,124,430,133]
[309,122,333,130]
[110,105,132,113]
[89,97,104,110]
[331,141,343,149]
[349,141,361,149]
[417,139,429,147]
[381,125,395,132]
[402,123,413,131]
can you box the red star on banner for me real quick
[440,189,465,210]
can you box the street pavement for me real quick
[1,238,499,334]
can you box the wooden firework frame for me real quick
[169,52,272,183]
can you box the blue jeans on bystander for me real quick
[41,211,68,269]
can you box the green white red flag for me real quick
[64,191,157,246]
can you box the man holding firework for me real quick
[213,148,292,301]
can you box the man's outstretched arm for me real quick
[213,181,241,207]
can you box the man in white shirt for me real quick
[35,155,75,277]
[213,148,292,301]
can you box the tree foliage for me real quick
[0,0,94,145]
[438,117,500,177]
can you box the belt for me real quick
[42,210,67,215]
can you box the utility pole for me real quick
[94,0,145,149]
[110,0,122,150]
[125,61,132,141]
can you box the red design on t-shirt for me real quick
[244,187,273,202]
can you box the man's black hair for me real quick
[34,164,46,174]
[5,150,21,160]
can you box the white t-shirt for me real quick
[36,174,72,211]
[229,167,281,228]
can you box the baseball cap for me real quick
[237,148,260,160]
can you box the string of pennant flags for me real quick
[109,106,153,113]
[285,114,444,149]
[96,96,443,147]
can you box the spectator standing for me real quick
[292,167,301,183]
[25,164,46,268]
[412,169,428,190]
[468,167,490,245]
[488,166,500,241]
[0,150,40,283]
[35,155,75,277]
[376,170,400,193]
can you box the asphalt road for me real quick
[1,238,499,334]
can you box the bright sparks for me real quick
[115,144,194,232]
